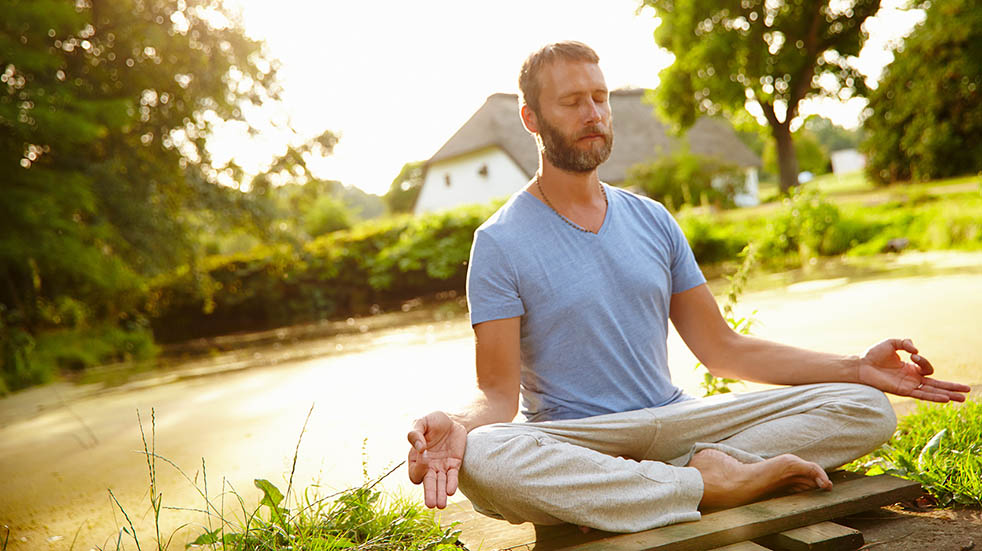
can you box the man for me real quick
[406,41,970,533]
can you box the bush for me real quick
[1,322,158,394]
[676,211,750,265]
[147,203,498,342]
[625,148,747,210]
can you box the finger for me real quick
[407,429,426,452]
[423,470,437,508]
[436,471,448,509]
[925,378,973,393]
[910,353,934,376]
[446,467,459,497]
[408,450,426,484]
[891,337,918,354]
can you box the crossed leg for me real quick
[457,383,897,533]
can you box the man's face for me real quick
[532,60,613,173]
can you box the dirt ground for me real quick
[838,506,982,551]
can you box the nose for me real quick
[583,98,606,125]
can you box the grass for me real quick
[846,399,982,508]
[85,408,463,551]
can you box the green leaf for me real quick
[917,429,947,470]
[254,478,285,507]
[188,528,221,547]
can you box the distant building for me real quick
[830,148,867,175]
[413,90,762,215]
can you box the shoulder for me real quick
[474,189,537,243]
[606,185,674,223]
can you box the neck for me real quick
[528,159,608,234]
[533,161,602,206]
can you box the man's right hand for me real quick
[407,411,467,509]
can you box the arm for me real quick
[669,284,969,402]
[406,316,521,508]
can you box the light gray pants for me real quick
[457,383,897,533]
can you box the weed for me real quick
[99,408,462,550]
[695,243,758,396]
[846,399,982,507]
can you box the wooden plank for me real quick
[563,474,920,551]
[754,521,864,551]
[711,542,772,551]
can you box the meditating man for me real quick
[406,41,970,533]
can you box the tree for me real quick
[0,0,280,388]
[384,161,425,214]
[762,127,829,176]
[862,0,982,184]
[643,0,884,193]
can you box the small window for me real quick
[477,164,489,177]
[444,173,452,187]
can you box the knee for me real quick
[458,426,537,498]
[834,383,898,447]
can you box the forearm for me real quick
[707,332,863,386]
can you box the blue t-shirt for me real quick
[466,184,706,422]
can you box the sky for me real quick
[207,0,925,196]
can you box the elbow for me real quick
[481,384,520,422]
[700,330,746,379]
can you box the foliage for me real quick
[863,0,982,184]
[760,186,849,261]
[625,147,748,210]
[0,0,280,388]
[384,161,426,214]
[696,244,758,396]
[102,409,463,551]
[303,195,355,238]
[643,0,883,193]
[676,211,749,264]
[846,399,982,508]
[1,321,157,394]
[803,115,862,153]
[147,203,497,342]
[762,128,829,177]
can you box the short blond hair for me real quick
[518,41,600,114]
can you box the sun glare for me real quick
[209,0,923,196]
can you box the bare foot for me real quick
[687,449,832,509]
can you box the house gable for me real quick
[413,146,528,215]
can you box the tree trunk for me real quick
[772,122,799,194]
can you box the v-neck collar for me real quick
[523,182,612,237]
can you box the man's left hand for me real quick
[859,338,971,402]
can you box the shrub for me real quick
[147,203,497,342]
[1,322,158,394]
[625,148,747,210]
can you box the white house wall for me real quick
[414,147,529,215]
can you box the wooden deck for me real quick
[438,472,922,551]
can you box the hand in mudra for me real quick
[859,338,970,402]
[407,411,467,509]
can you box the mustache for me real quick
[576,124,611,140]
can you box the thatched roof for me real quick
[426,89,761,183]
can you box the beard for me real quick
[537,114,613,173]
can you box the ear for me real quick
[520,104,539,135]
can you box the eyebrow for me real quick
[557,88,608,100]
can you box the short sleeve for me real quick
[466,230,526,325]
[658,204,706,295]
